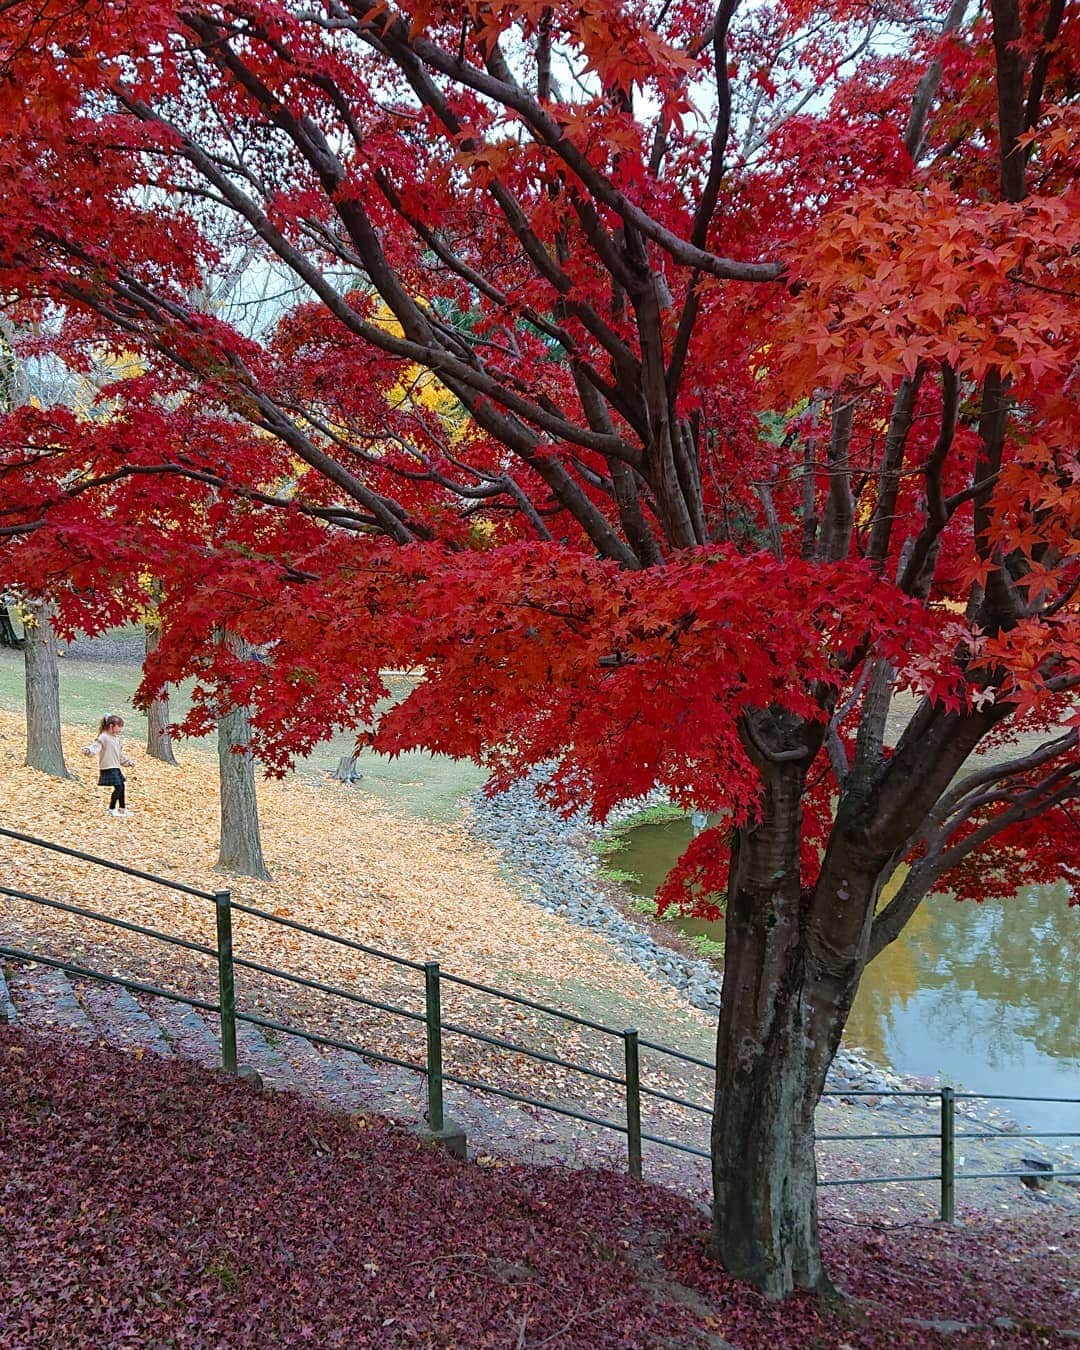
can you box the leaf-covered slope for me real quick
[0,1028,1075,1348]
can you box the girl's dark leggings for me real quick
[109,777,126,810]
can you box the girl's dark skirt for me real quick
[99,766,126,810]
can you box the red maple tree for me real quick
[0,0,1076,1297]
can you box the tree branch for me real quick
[346,3,783,282]
[929,727,1078,831]
[903,0,969,161]
[816,398,855,562]
[869,750,1079,959]
[866,369,924,572]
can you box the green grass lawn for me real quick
[0,649,158,742]
[0,645,485,824]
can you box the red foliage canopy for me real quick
[0,0,1076,918]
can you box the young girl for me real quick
[83,714,135,815]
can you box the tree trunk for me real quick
[0,602,22,648]
[216,633,269,881]
[144,615,177,765]
[710,933,846,1298]
[710,700,1012,1296]
[332,752,362,783]
[709,755,852,1298]
[23,599,71,779]
[218,702,270,880]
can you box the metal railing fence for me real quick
[1,825,1077,1219]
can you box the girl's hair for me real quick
[99,714,124,733]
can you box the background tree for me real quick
[144,581,179,765]
[215,631,270,881]
[144,625,178,764]
[1,322,70,776]
[0,0,1076,1298]
[21,597,71,779]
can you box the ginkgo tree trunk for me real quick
[144,583,178,766]
[215,632,270,882]
[0,0,1075,1301]
[22,598,71,780]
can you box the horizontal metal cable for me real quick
[821,1088,942,1098]
[954,1093,1080,1103]
[638,1084,713,1115]
[0,826,217,899]
[0,945,218,1013]
[234,958,630,1089]
[818,1173,942,1187]
[234,1010,425,1076]
[817,1132,941,1142]
[953,1168,1080,1180]
[638,1039,714,1070]
[639,1130,711,1159]
[438,1067,628,1134]
[439,1017,625,1085]
[955,1130,1080,1139]
[230,901,426,972]
[0,885,217,959]
[233,955,425,1024]
[440,969,623,1037]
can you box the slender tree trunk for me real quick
[218,702,270,879]
[709,754,856,1298]
[0,602,21,649]
[216,632,269,881]
[23,599,71,779]
[332,751,362,783]
[144,612,177,765]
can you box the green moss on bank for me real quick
[592,803,686,868]
[595,814,725,962]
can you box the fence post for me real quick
[215,890,237,1075]
[624,1029,643,1180]
[940,1085,956,1222]
[424,962,445,1134]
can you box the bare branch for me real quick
[869,754,1079,960]
[930,727,1079,830]
[904,0,970,161]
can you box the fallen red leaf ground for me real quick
[0,1028,1074,1348]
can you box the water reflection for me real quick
[609,819,1079,1134]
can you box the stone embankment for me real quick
[471,774,1080,1205]
[469,768,905,1097]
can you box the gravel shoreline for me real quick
[470,775,1080,1209]
[469,767,908,1098]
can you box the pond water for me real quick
[610,817,1079,1137]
